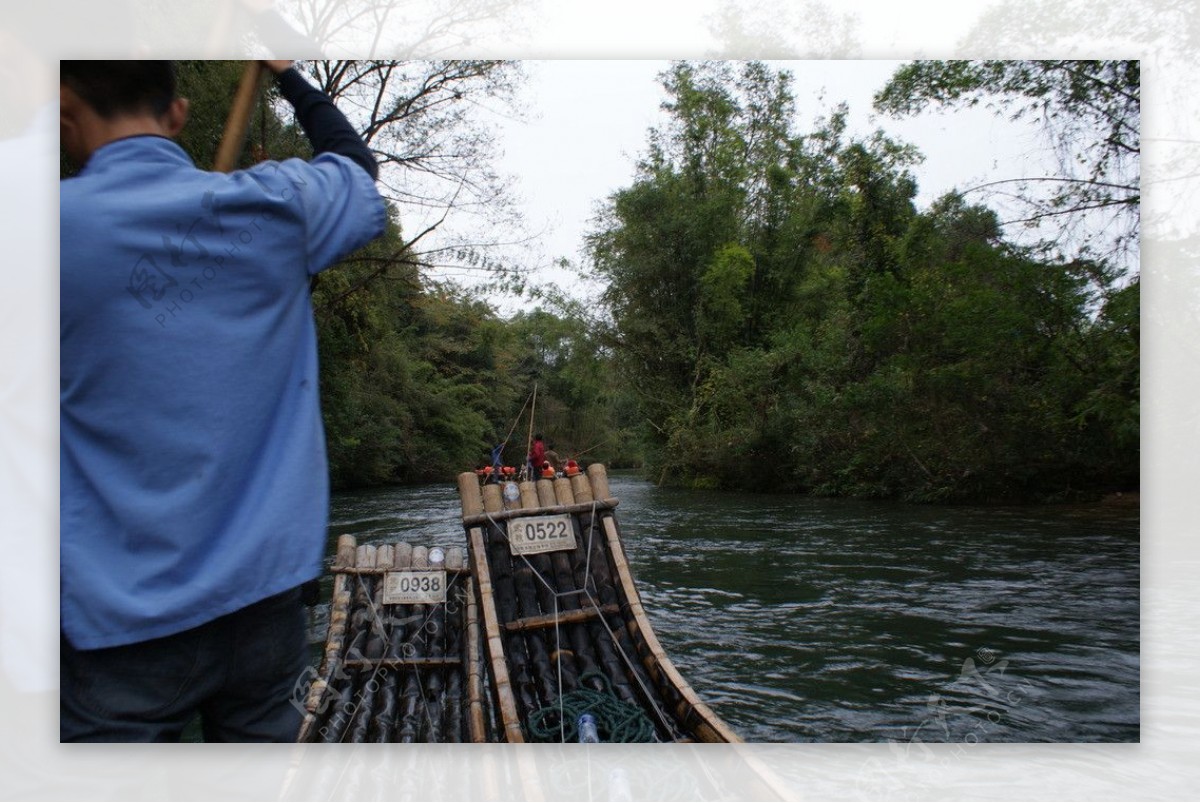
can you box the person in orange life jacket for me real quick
[543,442,560,472]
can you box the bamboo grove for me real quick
[84,60,1138,503]
[588,61,1138,502]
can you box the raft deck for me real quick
[457,463,740,743]
[298,463,738,743]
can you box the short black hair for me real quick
[60,61,177,119]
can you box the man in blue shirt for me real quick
[59,61,386,741]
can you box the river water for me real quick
[322,473,1139,743]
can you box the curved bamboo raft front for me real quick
[457,463,741,743]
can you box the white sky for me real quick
[483,59,1042,306]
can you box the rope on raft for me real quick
[526,670,656,743]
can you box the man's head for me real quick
[60,61,189,166]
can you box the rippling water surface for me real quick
[325,474,1139,743]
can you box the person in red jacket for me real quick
[528,433,546,478]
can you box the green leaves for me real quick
[698,244,755,350]
[589,60,1138,502]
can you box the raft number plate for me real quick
[508,514,576,556]
[383,570,447,605]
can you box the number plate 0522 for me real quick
[383,570,447,604]
[508,515,576,556]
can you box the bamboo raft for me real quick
[298,537,496,743]
[299,463,739,743]
[457,462,739,743]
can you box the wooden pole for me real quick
[213,61,265,173]
[524,382,538,477]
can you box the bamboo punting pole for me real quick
[503,603,620,633]
[524,382,538,479]
[341,656,460,670]
[296,678,328,743]
[213,61,265,173]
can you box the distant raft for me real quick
[298,463,739,743]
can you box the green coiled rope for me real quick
[526,671,656,743]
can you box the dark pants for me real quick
[60,587,307,742]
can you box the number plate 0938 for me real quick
[383,570,447,604]
[508,515,576,556]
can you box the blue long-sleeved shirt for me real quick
[60,81,386,649]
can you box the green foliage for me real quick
[77,59,1136,501]
[698,244,755,350]
[589,60,1139,502]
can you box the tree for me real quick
[298,60,529,290]
[874,60,1140,275]
[277,0,529,57]
[590,60,1139,501]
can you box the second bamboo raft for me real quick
[457,463,741,743]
